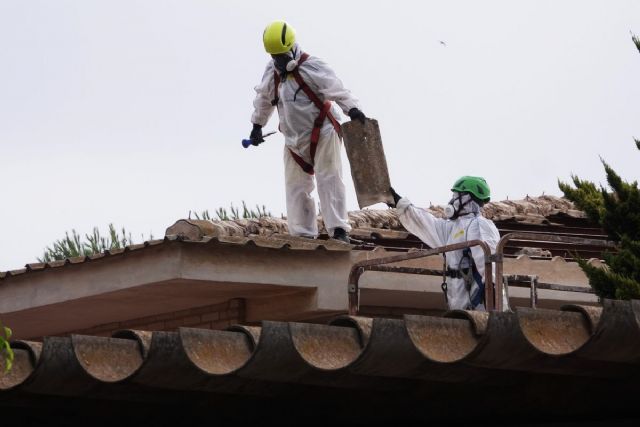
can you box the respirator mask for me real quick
[444,192,473,219]
[272,50,298,75]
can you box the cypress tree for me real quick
[559,147,640,299]
[558,34,640,300]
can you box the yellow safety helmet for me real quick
[263,20,296,54]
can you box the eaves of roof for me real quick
[2,299,639,421]
[0,196,609,282]
[0,233,352,281]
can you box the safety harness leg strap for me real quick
[288,149,315,175]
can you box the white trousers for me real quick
[284,131,351,237]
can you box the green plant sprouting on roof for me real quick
[38,202,275,263]
[38,224,153,263]
[191,201,272,221]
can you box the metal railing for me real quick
[503,274,596,309]
[348,240,494,315]
[347,231,616,315]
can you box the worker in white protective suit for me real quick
[249,20,366,243]
[388,177,505,311]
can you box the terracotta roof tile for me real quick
[88,252,107,260]
[127,243,147,251]
[0,233,352,280]
[105,248,125,256]
[7,268,27,277]
[146,239,165,246]
[25,263,46,272]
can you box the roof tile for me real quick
[0,196,602,280]
[46,260,66,268]
[25,263,47,272]
[2,299,637,396]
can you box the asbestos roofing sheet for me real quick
[2,299,639,398]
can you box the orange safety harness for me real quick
[272,52,342,175]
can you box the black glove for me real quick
[387,187,402,208]
[348,107,366,124]
[249,123,264,146]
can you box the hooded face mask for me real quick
[444,192,477,219]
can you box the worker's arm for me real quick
[469,217,505,308]
[470,218,501,260]
[469,217,501,279]
[478,219,501,253]
[251,62,277,127]
[301,57,360,115]
[396,197,447,248]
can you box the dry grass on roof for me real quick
[173,195,583,238]
[481,195,583,219]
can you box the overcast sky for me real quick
[1,1,639,271]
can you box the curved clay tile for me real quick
[227,324,261,349]
[567,299,640,364]
[444,310,489,335]
[332,317,425,381]
[289,322,362,371]
[329,315,373,348]
[179,327,254,375]
[561,304,603,335]
[329,317,485,382]
[4,302,640,398]
[472,309,589,367]
[230,320,375,389]
[0,341,41,391]
[515,308,591,356]
[125,330,214,391]
[15,336,130,396]
[71,334,144,383]
[455,308,634,378]
[234,320,322,382]
[112,329,152,359]
[404,314,483,363]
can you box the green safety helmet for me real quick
[263,20,296,54]
[451,176,491,203]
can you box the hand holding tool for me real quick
[242,131,276,148]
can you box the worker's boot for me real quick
[332,227,350,244]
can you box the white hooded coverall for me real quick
[251,45,360,238]
[396,197,501,310]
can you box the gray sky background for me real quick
[1,1,639,271]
